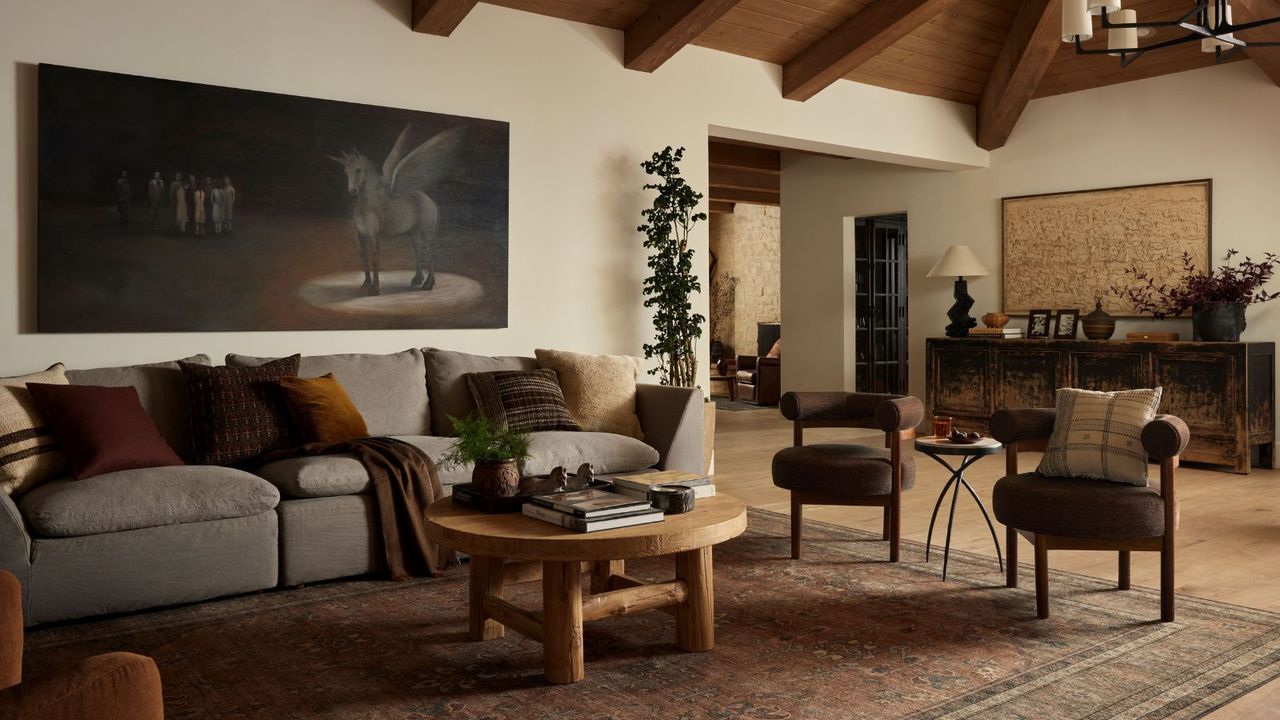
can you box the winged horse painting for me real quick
[329,127,463,296]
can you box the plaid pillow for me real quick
[181,355,301,466]
[1037,387,1163,486]
[466,369,580,433]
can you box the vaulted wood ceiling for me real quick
[413,0,1277,149]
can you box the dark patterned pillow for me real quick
[180,355,301,466]
[466,369,581,433]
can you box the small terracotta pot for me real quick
[981,312,1010,329]
[472,460,521,497]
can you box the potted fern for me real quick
[638,146,713,471]
[439,415,531,497]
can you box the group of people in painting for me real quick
[116,170,237,235]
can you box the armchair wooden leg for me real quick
[1034,534,1049,619]
[888,496,901,563]
[1118,551,1131,590]
[1006,526,1018,588]
[1161,534,1175,622]
[790,493,802,560]
[881,506,891,541]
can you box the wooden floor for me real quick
[712,406,1280,719]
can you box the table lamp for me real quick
[926,245,989,338]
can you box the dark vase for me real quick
[1082,300,1116,340]
[1192,303,1246,342]
[472,459,521,497]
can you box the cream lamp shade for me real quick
[1063,0,1094,42]
[926,245,990,279]
[1088,0,1122,16]
[1109,9,1138,55]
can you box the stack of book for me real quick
[522,487,664,532]
[970,327,1024,338]
[608,470,716,499]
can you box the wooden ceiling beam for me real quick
[709,201,737,214]
[782,0,955,101]
[625,0,741,72]
[411,0,479,36]
[710,166,781,193]
[709,141,781,174]
[975,0,1062,150]
[1233,0,1280,86]
[710,188,780,205]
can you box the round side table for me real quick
[914,437,1004,580]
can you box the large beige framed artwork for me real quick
[1002,180,1211,316]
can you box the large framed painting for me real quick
[1002,180,1211,317]
[37,64,509,332]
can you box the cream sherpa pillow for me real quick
[534,349,644,439]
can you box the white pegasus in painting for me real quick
[329,126,463,296]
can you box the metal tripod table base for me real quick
[915,437,1004,580]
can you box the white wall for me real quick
[0,0,987,377]
[782,61,1280,400]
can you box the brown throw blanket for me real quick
[259,437,457,580]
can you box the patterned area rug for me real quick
[24,509,1280,719]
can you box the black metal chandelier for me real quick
[1063,0,1280,67]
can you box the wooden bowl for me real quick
[981,312,1010,329]
[947,433,983,445]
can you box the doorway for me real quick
[854,213,908,394]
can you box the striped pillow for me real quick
[1038,387,1163,486]
[1,364,70,495]
[466,369,581,433]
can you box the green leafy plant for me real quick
[638,146,707,389]
[438,414,531,469]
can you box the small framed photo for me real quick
[1054,309,1080,339]
[1027,309,1052,339]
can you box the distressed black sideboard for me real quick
[925,338,1276,474]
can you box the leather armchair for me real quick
[735,354,780,406]
[0,570,165,719]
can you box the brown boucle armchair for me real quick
[990,409,1190,622]
[772,391,923,562]
[0,570,164,719]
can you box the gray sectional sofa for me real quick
[1,348,704,625]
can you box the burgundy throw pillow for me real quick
[25,383,183,480]
[180,355,301,466]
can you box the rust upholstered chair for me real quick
[990,409,1190,622]
[0,570,164,719]
[772,391,922,561]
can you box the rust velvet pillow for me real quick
[278,374,370,444]
[25,383,184,480]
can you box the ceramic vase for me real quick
[1193,303,1246,342]
[472,459,521,497]
[1082,300,1116,340]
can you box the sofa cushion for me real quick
[254,432,660,499]
[466,369,580,433]
[423,349,537,435]
[18,466,280,538]
[227,350,429,436]
[26,383,183,480]
[524,431,659,476]
[278,374,370,443]
[534,349,644,439]
[1,364,69,496]
[65,355,210,461]
[181,356,301,466]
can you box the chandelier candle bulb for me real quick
[1088,0,1122,16]
[1109,9,1138,55]
[1063,0,1094,41]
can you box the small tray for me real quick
[450,480,612,514]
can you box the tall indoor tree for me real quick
[638,146,706,388]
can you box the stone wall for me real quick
[709,204,781,359]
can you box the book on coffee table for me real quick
[609,471,716,499]
[530,487,652,518]
[522,503,665,533]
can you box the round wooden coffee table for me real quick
[426,494,747,684]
